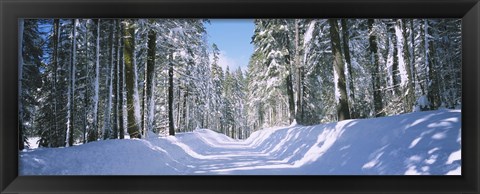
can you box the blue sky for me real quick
[204,19,254,72]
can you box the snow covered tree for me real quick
[142,25,156,137]
[168,52,175,136]
[250,19,295,128]
[19,18,461,148]
[368,19,385,117]
[329,19,351,121]
[340,19,356,117]
[65,19,77,147]
[102,20,116,140]
[123,19,142,138]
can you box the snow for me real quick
[414,95,430,111]
[303,21,316,46]
[445,149,461,165]
[303,20,316,65]
[26,137,40,149]
[395,22,408,86]
[19,109,461,175]
[333,67,340,103]
[289,119,298,127]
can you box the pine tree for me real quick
[143,26,156,137]
[117,20,125,139]
[341,19,356,117]
[368,19,385,117]
[168,52,175,136]
[294,19,304,124]
[66,19,77,147]
[124,19,141,138]
[88,19,101,142]
[102,20,116,140]
[399,19,415,112]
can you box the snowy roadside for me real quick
[19,109,461,175]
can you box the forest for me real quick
[18,18,461,150]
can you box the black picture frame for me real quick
[1,0,479,193]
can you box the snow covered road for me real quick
[19,109,461,175]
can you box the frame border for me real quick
[1,0,479,193]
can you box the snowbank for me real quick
[19,109,461,175]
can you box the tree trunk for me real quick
[183,88,188,132]
[294,19,304,124]
[177,87,182,132]
[168,53,175,136]
[423,19,439,110]
[112,20,120,139]
[118,20,125,139]
[329,19,351,121]
[102,20,115,140]
[284,42,295,124]
[341,19,355,118]
[144,28,156,137]
[426,22,439,110]
[124,20,141,138]
[82,21,89,144]
[52,19,60,145]
[401,19,415,112]
[409,19,417,97]
[66,19,77,147]
[88,19,100,142]
[368,19,384,117]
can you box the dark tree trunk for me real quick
[118,20,125,139]
[177,87,182,132]
[427,30,439,110]
[143,29,156,137]
[168,54,175,136]
[112,20,120,139]
[286,72,295,124]
[88,19,100,142]
[329,19,351,121]
[123,20,141,138]
[409,19,417,96]
[368,19,385,117]
[82,21,89,144]
[284,40,295,124]
[52,19,60,144]
[341,19,355,118]
[401,19,415,112]
[294,19,304,124]
[103,20,115,140]
[67,19,76,147]
[182,88,188,132]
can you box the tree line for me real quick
[18,19,249,149]
[18,18,461,150]
[246,18,461,131]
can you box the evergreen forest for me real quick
[18,18,461,150]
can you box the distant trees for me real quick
[19,18,461,149]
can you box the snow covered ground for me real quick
[19,109,461,175]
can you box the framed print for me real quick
[1,0,479,193]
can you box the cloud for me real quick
[218,51,239,71]
[210,51,245,72]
